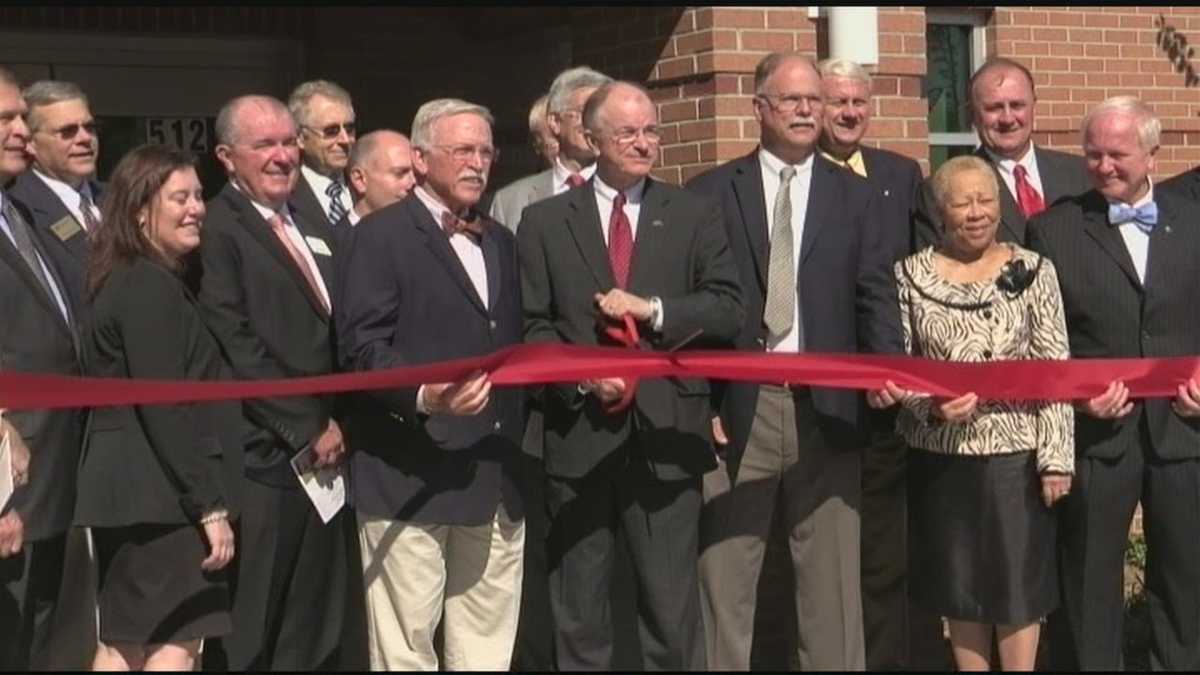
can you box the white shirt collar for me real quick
[758,146,814,179]
[300,164,344,195]
[553,157,597,191]
[33,167,92,212]
[985,143,1036,176]
[592,173,646,205]
[347,208,362,226]
[230,180,293,223]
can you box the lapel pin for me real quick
[652,219,664,227]
[1165,225,1173,234]
[883,189,891,197]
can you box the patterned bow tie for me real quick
[1108,201,1159,235]
[441,209,485,240]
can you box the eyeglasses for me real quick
[435,144,499,164]
[303,122,357,140]
[608,126,662,146]
[41,120,98,141]
[756,93,824,114]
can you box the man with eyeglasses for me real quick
[8,79,102,313]
[287,79,357,238]
[518,81,744,670]
[686,52,903,671]
[196,94,349,671]
[0,65,87,672]
[487,64,613,672]
[335,98,526,670]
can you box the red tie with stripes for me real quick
[608,191,633,289]
[566,173,585,189]
[1013,165,1046,219]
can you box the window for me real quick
[926,10,988,171]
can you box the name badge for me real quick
[305,236,332,257]
[50,216,82,241]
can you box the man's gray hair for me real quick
[818,58,871,87]
[410,98,494,151]
[287,79,354,129]
[1082,96,1162,152]
[215,94,291,146]
[349,129,409,170]
[547,66,612,114]
[0,66,19,88]
[581,81,654,135]
[23,80,89,131]
[754,52,819,95]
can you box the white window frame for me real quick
[926,9,989,151]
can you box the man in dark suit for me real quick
[7,79,102,313]
[686,52,903,671]
[332,129,414,251]
[816,56,943,670]
[288,80,356,238]
[0,66,85,670]
[1028,97,1200,670]
[1159,162,1200,201]
[519,81,743,670]
[195,94,348,671]
[914,57,1091,249]
[336,98,526,670]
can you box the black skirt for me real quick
[94,523,232,644]
[908,449,1058,625]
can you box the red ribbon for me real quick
[2,343,1199,411]
[599,314,640,414]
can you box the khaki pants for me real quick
[699,386,864,670]
[357,504,525,671]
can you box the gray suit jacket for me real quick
[489,169,554,232]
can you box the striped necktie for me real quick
[326,180,348,224]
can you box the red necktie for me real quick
[267,213,330,315]
[1013,165,1046,219]
[566,173,586,189]
[608,191,633,289]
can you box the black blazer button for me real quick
[489,320,497,330]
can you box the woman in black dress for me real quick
[77,144,241,670]
[868,155,1074,670]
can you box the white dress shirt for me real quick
[759,147,813,353]
[986,144,1046,207]
[301,164,352,223]
[32,168,100,231]
[235,182,332,310]
[1112,180,1155,284]
[347,208,362,227]
[553,157,597,195]
[0,190,72,324]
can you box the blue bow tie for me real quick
[1108,201,1158,234]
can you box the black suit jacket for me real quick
[858,146,924,262]
[8,171,104,314]
[77,258,244,527]
[336,195,524,525]
[194,183,339,486]
[518,178,745,481]
[914,145,1091,249]
[289,173,337,242]
[0,193,83,541]
[686,151,904,482]
[1158,166,1200,202]
[1028,189,1200,461]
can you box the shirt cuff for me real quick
[416,385,429,415]
[649,296,664,332]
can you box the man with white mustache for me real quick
[687,52,903,671]
[8,79,102,314]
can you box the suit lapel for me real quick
[482,218,502,312]
[566,182,616,290]
[976,147,1026,243]
[628,179,669,293]
[224,185,330,321]
[1080,192,1141,291]
[532,169,555,203]
[731,152,769,290]
[1144,190,1189,296]
[800,155,837,264]
[292,211,336,295]
[409,198,489,316]
[289,176,330,230]
[19,173,89,264]
[0,207,74,341]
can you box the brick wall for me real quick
[999,6,1200,179]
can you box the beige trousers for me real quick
[357,503,525,671]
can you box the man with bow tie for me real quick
[335,98,526,670]
[1028,97,1200,670]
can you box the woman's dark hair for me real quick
[87,144,198,299]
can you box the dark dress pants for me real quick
[0,533,66,670]
[1055,426,1200,670]
[202,476,348,671]
[546,444,704,671]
